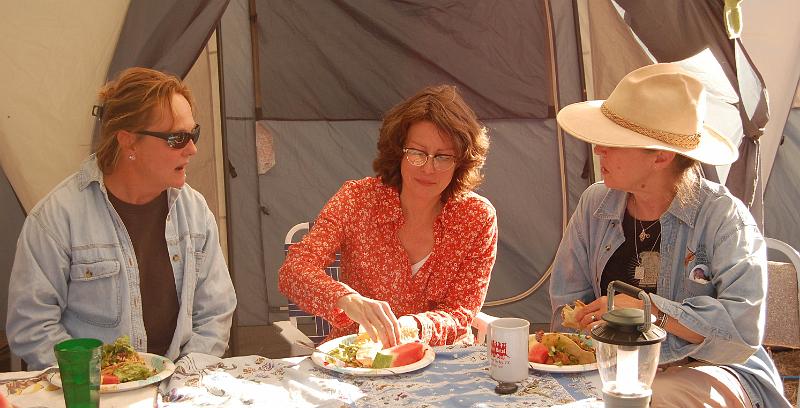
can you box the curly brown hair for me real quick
[94,67,193,174]
[373,85,489,202]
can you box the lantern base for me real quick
[602,390,651,408]
[494,382,518,395]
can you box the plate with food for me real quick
[49,336,176,393]
[528,331,598,373]
[311,333,434,376]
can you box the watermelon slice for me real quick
[371,342,426,368]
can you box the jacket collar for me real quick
[76,154,181,207]
[76,154,104,191]
[593,179,704,227]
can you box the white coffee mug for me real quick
[487,317,530,384]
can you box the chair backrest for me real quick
[284,222,340,345]
[764,237,800,349]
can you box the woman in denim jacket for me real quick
[550,64,789,407]
[7,68,236,369]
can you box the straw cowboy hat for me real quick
[556,63,738,166]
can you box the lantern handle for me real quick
[606,280,652,333]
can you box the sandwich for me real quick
[561,300,586,330]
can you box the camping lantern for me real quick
[590,281,666,408]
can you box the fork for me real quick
[0,366,59,385]
[293,340,335,358]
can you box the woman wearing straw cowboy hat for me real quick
[549,63,790,407]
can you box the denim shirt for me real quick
[549,179,789,408]
[6,155,236,369]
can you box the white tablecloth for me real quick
[0,367,156,407]
[1,345,604,407]
[159,345,603,407]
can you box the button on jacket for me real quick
[7,155,236,369]
[549,180,789,408]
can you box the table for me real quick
[160,344,602,407]
[0,368,156,407]
[1,345,603,407]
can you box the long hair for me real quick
[373,85,489,202]
[94,68,193,174]
[672,154,700,207]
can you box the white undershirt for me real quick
[410,253,431,276]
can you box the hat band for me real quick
[600,103,700,149]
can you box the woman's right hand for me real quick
[336,293,401,347]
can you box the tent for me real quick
[2,0,799,356]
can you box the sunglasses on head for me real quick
[137,124,200,149]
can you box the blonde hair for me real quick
[94,68,193,173]
[373,85,489,202]
[672,154,700,207]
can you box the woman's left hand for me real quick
[574,294,644,332]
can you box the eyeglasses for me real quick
[402,147,457,172]
[137,124,200,149]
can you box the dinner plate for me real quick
[528,332,598,373]
[49,352,176,393]
[529,360,598,373]
[311,334,435,376]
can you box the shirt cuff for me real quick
[412,312,435,344]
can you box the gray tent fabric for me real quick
[0,168,26,328]
[256,0,550,120]
[91,0,231,149]
[219,0,591,327]
[765,108,800,253]
[613,0,769,228]
[219,0,264,326]
[106,0,230,81]
[724,41,770,226]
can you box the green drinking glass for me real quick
[54,338,102,408]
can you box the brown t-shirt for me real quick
[109,190,179,356]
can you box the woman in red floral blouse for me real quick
[279,85,497,347]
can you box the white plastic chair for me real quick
[282,222,338,345]
[764,237,800,407]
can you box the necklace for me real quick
[630,195,660,242]
[633,227,661,280]
[638,219,659,242]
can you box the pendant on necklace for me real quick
[634,265,645,280]
[639,229,649,242]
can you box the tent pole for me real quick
[484,0,566,307]
[249,0,263,120]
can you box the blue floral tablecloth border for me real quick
[312,344,602,407]
[159,344,602,407]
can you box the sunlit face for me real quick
[131,93,197,191]
[400,120,457,201]
[593,145,656,191]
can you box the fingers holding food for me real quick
[561,300,586,330]
[364,300,400,347]
[337,293,401,347]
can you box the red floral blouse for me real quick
[279,177,498,345]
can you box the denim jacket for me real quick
[549,180,789,408]
[6,155,236,369]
